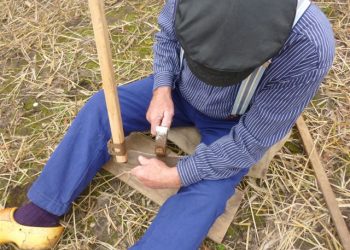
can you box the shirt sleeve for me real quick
[177,66,332,186]
[153,0,181,91]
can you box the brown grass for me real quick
[0,0,349,249]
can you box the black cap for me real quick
[175,0,297,86]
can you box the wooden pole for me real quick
[296,116,350,250]
[88,0,127,163]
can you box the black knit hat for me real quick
[175,0,297,86]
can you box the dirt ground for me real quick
[0,0,349,249]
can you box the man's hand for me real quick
[146,86,174,136]
[131,156,181,189]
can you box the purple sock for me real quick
[14,202,60,227]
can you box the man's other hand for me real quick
[146,86,174,136]
[131,156,181,189]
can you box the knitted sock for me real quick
[14,202,60,227]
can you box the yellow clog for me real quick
[0,207,64,250]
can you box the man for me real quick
[0,0,334,249]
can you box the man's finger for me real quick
[161,111,173,128]
[130,166,142,176]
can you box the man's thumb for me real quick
[138,155,149,165]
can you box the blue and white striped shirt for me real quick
[153,0,335,186]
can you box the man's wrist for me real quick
[153,86,172,97]
[153,86,172,98]
[168,166,181,188]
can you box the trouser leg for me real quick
[130,170,248,250]
[27,75,193,216]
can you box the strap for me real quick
[231,61,270,115]
[179,47,184,70]
[294,0,312,27]
[231,0,311,116]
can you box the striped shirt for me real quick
[153,0,335,186]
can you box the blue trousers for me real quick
[28,75,248,250]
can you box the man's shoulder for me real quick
[267,5,335,81]
[291,4,335,68]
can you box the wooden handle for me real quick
[89,0,127,163]
[296,116,350,250]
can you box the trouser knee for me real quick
[81,90,111,133]
[84,90,108,116]
[178,182,234,217]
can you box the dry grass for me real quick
[0,0,349,249]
